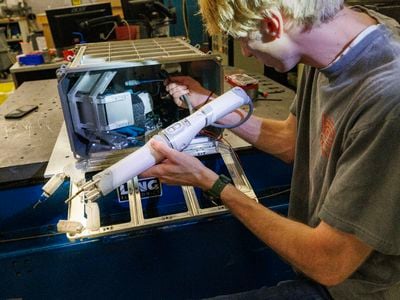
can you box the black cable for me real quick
[182,0,190,39]
[211,100,254,129]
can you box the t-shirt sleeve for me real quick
[319,116,400,255]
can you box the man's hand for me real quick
[140,140,219,190]
[165,76,214,109]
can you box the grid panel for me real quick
[76,37,206,66]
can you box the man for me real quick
[141,1,400,298]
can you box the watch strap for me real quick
[205,174,231,199]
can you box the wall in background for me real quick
[169,0,206,47]
[26,0,96,14]
[29,0,207,48]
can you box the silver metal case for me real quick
[58,37,224,159]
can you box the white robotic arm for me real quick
[65,87,251,203]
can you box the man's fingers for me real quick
[150,140,180,163]
[140,165,161,178]
[165,83,190,107]
[171,90,189,102]
[166,82,185,91]
[168,84,188,95]
[140,162,178,185]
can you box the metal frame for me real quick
[66,140,257,240]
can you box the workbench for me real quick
[10,60,67,88]
[0,79,63,186]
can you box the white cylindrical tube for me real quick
[42,173,66,197]
[93,136,168,195]
[199,87,250,125]
[161,111,206,151]
[92,87,250,197]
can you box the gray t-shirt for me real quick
[289,20,400,300]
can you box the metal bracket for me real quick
[63,140,257,240]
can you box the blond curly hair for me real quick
[199,0,344,37]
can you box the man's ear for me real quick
[261,11,283,39]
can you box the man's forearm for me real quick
[219,110,296,163]
[220,184,324,281]
[219,184,369,286]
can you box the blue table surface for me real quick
[0,148,295,300]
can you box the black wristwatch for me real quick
[205,174,232,199]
